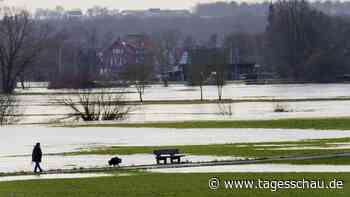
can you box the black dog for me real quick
[108,157,122,167]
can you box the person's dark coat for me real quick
[32,145,42,163]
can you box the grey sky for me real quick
[2,0,255,11]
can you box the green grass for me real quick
[69,117,350,130]
[265,157,350,165]
[0,172,348,197]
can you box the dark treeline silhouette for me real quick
[2,0,350,92]
[30,1,350,84]
[194,0,350,18]
[266,0,350,82]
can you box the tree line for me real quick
[266,0,350,82]
[2,1,350,94]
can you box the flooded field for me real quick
[1,127,350,173]
[2,83,350,174]
[2,127,350,156]
[16,100,350,124]
[0,154,241,173]
[10,83,350,124]
[17,83,350,100]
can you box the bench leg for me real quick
[176,158,181,164]
[157,158,167,165]
[170,158,181,164]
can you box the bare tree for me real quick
[153,30,182,85]
[121,46,155,103]
[211,49,226,101]
[199,72,205,101]
[215,71,225,101]
[122,63,153,103]
[187,64,206,101]
[187,49,212,101]
[0,8,50,93]
[265,0,337,81]
[134,81,147,103]
[217,102,233,116]
[59,89,133,122]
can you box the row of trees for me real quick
[3,1,350,94]
[266,0,350,82]
[33,1,350,19]
[0,8,50,93]
[195,0,350,18]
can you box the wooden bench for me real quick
[153,149,185,164]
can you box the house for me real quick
[98,35,153,76]
[65,10,83,19]
[167,50,189,81]
[231,63,258,80]
[120,9,192,18]
[172,46,260,82]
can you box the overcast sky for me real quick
[3,0,258,11]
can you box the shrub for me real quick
[58,89,133,122]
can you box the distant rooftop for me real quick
[121,8,191,18]
[66,10,83,16]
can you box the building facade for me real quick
[99,35,153,76]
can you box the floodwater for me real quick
[0,154,241,173]
[10,83,350,124]
[2,127,350,156]
[16,100,350,124]
[0,173,113,182]
[0,126,350,172]
[16,83,350,100]
[2,83,350,174]
[149,164,350,173]
[1,127,350,173]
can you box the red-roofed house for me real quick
[99,35,153,76]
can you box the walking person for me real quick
[32,143,43,173]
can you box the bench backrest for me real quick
[153,149,179,156]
